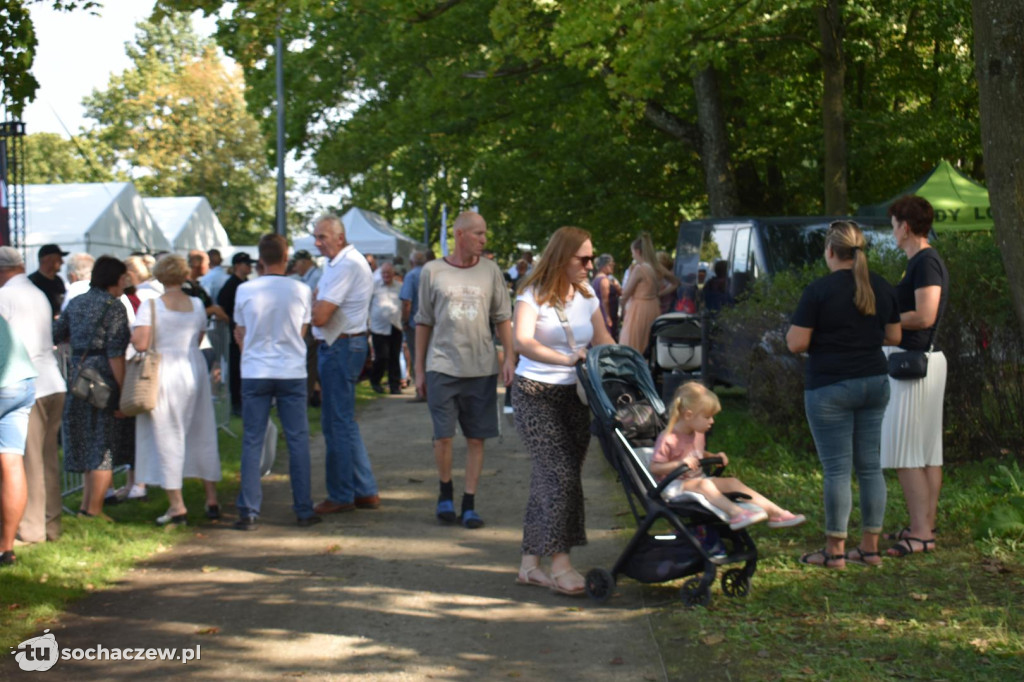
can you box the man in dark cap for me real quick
[292,249,322,291]
[28,244,69,317]
[217,252,254,416]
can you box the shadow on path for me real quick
[3,390,663,681]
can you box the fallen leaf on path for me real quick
[701,634,725,646]
[196,627,220,635]
[609,657,624,665]
[801,668,815,675]
[7,604,21,610]
[323,544,342,555]
[910,592,928,601]
[201,566,220,573]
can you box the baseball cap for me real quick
[231,252,254,266]
[293,249,313,261]
[0,246,25,268]
[38,244,69,259]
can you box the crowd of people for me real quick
[0,197,948,590]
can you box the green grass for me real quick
[0,383,377,645]
[637,389,1024,681]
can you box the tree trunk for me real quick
[817,0,848,215]
[973,0,1024,338]
[692,65,738,217]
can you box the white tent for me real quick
[143,196,231,253]
[342,207,424,261]
[24,182,172,272]
[290,207,425,265]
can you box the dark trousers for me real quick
[229,340,242,410]
[370,325,403,391]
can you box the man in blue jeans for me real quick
[310,214,379,514]
[232,234,320,530]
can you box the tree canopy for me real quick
[82,12,275,244]
[22,131,116,183]
[0,1,100,115]
[159,0,978,263]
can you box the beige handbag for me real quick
[119,299,162,416]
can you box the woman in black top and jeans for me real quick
[787,221,902,568]
[880,196,949,558]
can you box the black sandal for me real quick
[884,526,938,541]
[799,548,845,569]
[845,547,882,567]
[887,537,935,558]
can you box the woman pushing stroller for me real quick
[651,382,806,531]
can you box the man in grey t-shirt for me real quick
[415,211,514,529]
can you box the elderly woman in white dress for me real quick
[130,254,221,525]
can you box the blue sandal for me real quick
[460,509,484,529]
[436,499,456,524]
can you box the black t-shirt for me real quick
[791,269,900,390]
[182,279,213,308]
[28,271,66,317]
[217,275,243,328]
[896,248,948,351]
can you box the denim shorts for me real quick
[0,378,36,455]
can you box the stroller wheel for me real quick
[585,568,616,602]
[720,568,751,598]
[680,577,711,608]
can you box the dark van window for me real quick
[674,223,704,283]
[760,222,829,274]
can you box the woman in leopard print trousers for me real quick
[511,227,614,596]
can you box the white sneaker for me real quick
[127,484,148,500]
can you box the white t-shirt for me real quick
[515,284,599,385]
[312,245,373,344]
[369,279,402,335]
[0,274,65,398]
[199,267,230,303]
[234,275,312,379]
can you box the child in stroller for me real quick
[652,382,806,531]
[580,344,781,606]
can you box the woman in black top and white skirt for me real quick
[881,196,949,558]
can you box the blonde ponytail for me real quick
[826,221,875,316]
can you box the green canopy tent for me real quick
[856,159,993,232]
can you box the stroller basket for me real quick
[651,312,703,373]
[577,344,758,607]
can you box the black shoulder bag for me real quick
[68,298,117,410]
[888,297,944,380]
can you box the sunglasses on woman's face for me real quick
[575,255,594,267]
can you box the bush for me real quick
[712,266,821,449]
[712,232,1024,462]
[934,232,1024,459]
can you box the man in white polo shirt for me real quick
[232,234,320,530]
[0,247,66,544]
[310,214,380,514]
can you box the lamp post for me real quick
[274,17,286,236]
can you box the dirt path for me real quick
[4,390,664,680]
